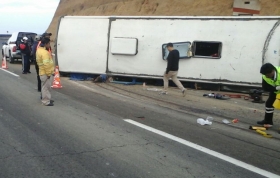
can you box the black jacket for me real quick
[31,41,39,57]
[166,49,180,74]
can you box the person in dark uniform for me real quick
[32,35,42,92]
[258,63,280,127]
[19,37,31,74]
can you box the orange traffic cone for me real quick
[51,66,62,88]
[2,56,8,69]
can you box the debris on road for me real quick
[146,88,163,92]
[222,119,231,124]
[249,126,267,131]
[203,93,230,100]
[255,129,272,138]
[197,118,212,125]
[111,78,142,85]
[137,116,145,120]
[206,116,214,121]
[232,119,239,123]
[249,89,265,104]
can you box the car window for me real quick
[14,32,36,47]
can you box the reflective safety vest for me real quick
[36,47,54,76]
[262,66,280,94]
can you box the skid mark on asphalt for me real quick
[124,119,280,178]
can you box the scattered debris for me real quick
[255,129,272,138]
[249,89,265,103]
[111,78,142,85]
[197,118,212,125]
[249,126,272,138]
[249,126,267,131]
[146,88,162,92]
[220,90,265,103]
[232,119,239,123]
[203,93,230,100]
[222,119,231,124]
[137,116,145,120]
[206,116,214,122]
[203,93,215,97]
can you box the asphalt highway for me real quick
[0,62,279,178]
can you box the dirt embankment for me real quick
[47,0,280,41]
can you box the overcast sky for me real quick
[0,0,60,34]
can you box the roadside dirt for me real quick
[47,0,280,42]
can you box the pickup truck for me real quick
[2,32,37,63]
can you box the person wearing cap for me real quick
[36,38,54,106]
[19,36,31,74]
[258,63,280,127]
[32,35,42,92]
[38,33,52,55]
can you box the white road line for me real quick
[0,68,19,77]
[124,119,280,178]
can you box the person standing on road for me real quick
[258,63,280,127]
[32,35,42,92]
[19,37,31,74]
[162,43,186,97]
[36,38,54,106]
[34,33,53,95]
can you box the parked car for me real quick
[2,32,37,63]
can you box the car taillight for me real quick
[12,46,16,52]
[9,41,16,44]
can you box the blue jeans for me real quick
[22,54,30,73]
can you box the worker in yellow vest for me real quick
[258,63,280,127]
[33,33,53,95]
